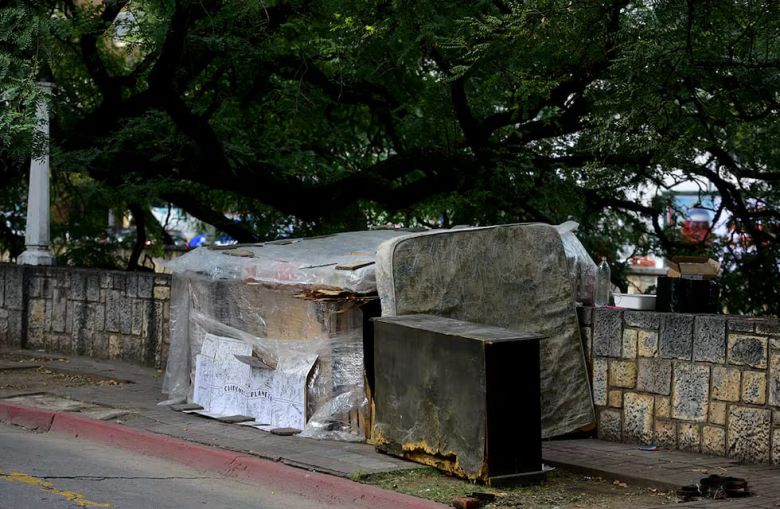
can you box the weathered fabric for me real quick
[375,224,594,438]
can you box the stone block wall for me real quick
[0,264,171,368]
[580,306,780,464]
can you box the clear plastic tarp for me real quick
[163,230,412,292]
[162,230,411,441]
[556,221,598,306]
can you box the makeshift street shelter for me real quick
[161,224,595,442]
[162,230,411,440]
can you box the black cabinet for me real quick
[372,314,546,484]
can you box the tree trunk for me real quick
[127,203,146,271]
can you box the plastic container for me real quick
[595,257,611,307]
[613,293,656,310]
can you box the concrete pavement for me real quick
[0,348,413,478]
[0,421,371,509]
[5,348,780,508]
[0,400,446,509]
[544,439,780,508]
[0,348,446,509]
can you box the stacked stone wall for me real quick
[580,306,780,464]
[0,264,171,368]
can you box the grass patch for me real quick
[360,467,677,508]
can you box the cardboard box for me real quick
[666,256,720,280]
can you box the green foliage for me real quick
[0,0,778,314]
[55,238,125,270]
[0,5,46,158]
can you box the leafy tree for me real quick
[1,0,778,315]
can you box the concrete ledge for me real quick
[545,438,780,505]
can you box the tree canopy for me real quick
[1,0,779,314]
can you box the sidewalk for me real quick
[0,348,413,478]
[4,348,780,508]
[544,439,780,508]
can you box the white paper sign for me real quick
[246,367,274,425]
[193,335,252,416]
[192,333,317,430]
[269,353,317,428]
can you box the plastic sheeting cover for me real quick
[163,230,412,293]
[162,230,404,441]
[165,293,368,440]
[556,221,598,306]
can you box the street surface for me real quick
[0,422,334,509]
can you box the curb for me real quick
[0,401,447,509]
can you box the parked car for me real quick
[187,233,208,248]
[165,230,188,248]
[214,235,237,246]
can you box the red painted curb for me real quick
[0,402,447,509]
[50,412,242,475]
[0,402,55,431]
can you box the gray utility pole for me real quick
[18,82,54,266]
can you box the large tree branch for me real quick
[213,148,478,219]
[584,191,675,252]
[479,79,582,135]
[163,92,233,172]
[127,202,147,270]
[427,46,485,151]
[706,144,780,182]
[536,151,655,169]
[273,56,402,112]
[148,0,196,90]
[60,0,130,105]
[86,141,476,222]
[502,96,589,144]
[321,151,478,212]
[479,0,627,138]
[266,54,408,151]
[160,191,260,243]
[449,76,484,149]
[58,0,219,150]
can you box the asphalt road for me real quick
[0,422,335,509]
